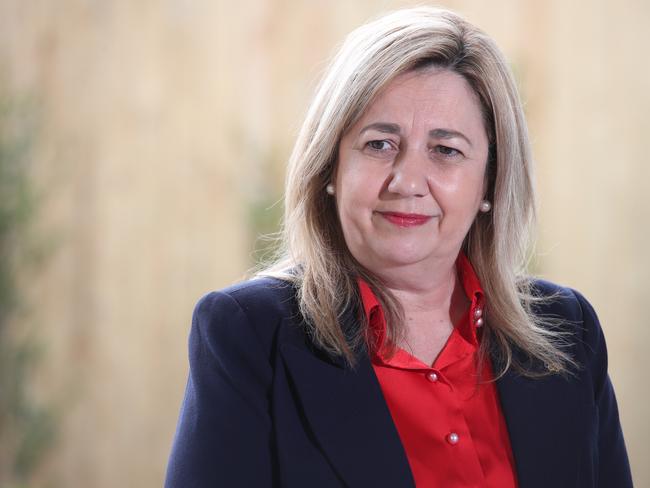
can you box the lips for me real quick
[378,211,433,227]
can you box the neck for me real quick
[378,255,470,359]
[377,254,463,314]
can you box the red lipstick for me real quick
[379,212,432,227]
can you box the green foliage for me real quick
[0,94,55,487]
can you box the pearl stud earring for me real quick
[479,200,492,213]
[326,184,335,195]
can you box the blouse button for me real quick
[426,372,438,382]
[447,432,459,445]
[475,317,484,327]
[473,307,483,319]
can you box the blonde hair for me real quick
[262,7,574,376]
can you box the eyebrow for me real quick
[429,128,473,148]
[359,122,473,148]
[359,122,401,135]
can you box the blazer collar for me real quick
[279,311,415,488]
[495,354,587,488]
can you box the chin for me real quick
[365,245,436,270]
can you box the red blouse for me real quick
[359,254,518,488]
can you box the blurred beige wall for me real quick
[0,0,647,487]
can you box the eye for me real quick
[434,145,463,158]
[366,140,395,152]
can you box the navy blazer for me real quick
[165,277,632,487]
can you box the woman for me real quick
[165,7,632,488]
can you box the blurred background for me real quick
[0,0,648,486]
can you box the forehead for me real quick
[351,67,486,134]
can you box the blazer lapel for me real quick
[496,361,586,488]
[280,327,415,488]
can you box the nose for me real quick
[386,150,429,198]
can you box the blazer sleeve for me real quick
[165,291,275,488]
[572,289,633,487]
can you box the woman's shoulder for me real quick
[527,278,606,366]
[196,276,298,319]
[190,276,299,354]
[528,278,596,323]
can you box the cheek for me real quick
[433,171,485,212]
[336,159,384,207]
[337,182,371,230]
[335,167,386,243]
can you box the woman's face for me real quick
[334,68,490,276]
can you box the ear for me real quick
[482,144,496,200]
[480,162,489,201]
[330,155,340,193]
